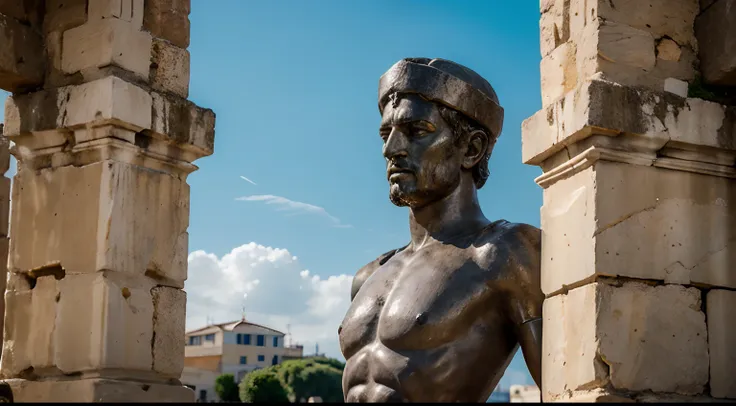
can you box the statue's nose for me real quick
[382,130,409,160]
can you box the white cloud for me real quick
[185,243,353,360]
[235,194,352,229]
[240,175,258,186]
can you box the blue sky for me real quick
[187,0,542,262]
[1,0,543,390]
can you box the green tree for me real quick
[239,368,290,403]
[310,356,345,371]
[277,358,344,402]
[297,363,343,403]
[214,373,240,402]
[277,359,311,402]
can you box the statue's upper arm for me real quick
[501,223,543,324]
[500,223,544,387]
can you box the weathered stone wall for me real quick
[0,0,214,402]
[526,0,735,402]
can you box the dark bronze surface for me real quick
[338,58,544,403]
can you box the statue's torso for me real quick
[339,220,525,402]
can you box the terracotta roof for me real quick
[186,319,285,336]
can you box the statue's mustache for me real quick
[386,158,414,173]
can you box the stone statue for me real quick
[338,58,544,402]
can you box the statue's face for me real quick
[379,94,464,208]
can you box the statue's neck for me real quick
[408,175,489,249]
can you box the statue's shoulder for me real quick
[496,221,540,246]
[350,245,408,301]
[476,220,540,245]
[474,220,541,273]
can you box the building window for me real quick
[272,355,278,365]
[204,334,215,342]
[240,356,247,365]
[257,335,265,347]
[243,334,251,345]
[237,334,242,345]
[273,336,279,347]
[188,336,201,346]
[258,355,265,362]
[199,390,207,402]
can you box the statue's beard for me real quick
[388,170,462,209]
[389,182,415,207]
[388,182,435,208]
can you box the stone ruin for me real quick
[0,0,732,403]
[525,0,735,401]
[0,0,214,401]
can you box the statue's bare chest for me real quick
[339,243,504,358]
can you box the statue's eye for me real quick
[409,121,435,137]
[379,128,391,141]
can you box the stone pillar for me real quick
[525,0,736,402]
[0,0,214,402]
[0,0,41,366]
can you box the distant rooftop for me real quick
[186,319,285,336]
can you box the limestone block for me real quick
[43,0,88,34]
[28,276,59,370]
[549,388,634,402]
[88,0,144,29]
[542,282,604,400]
[570,0,698,49]
[597,21,656,70]
[0,177,8,237]
[707,289,736,399]
[696,0,736,85]
[540,42,577,106]
[1,273,158,377]
[543,282,708,400]
[55,272,154,373]
[0,237,7,274]
[522,79,736,165]
[3,76,152,136]
[0,288,32,377]
[152,287,186,378]
[664,77,689,98]
[63,76,152,130]
[539,166,595,294]
[0,237,8,345]
[572,17,696,92]
[555,389,727,403]
[655,44,698,82]
[4,378,194,402]
[151,39,191,98]
[0,137,9,175]
[143,0,191,49]
[540,161,736,294]
[539,0,570,57]
[0,14,45,93]
[657,38,682,62]
[0,273,55,377]
[62,17,153,80]
[151,92,216,157]
[9,161,190,286]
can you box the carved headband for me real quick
[378,60,504,139]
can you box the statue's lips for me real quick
[388,167,413,181]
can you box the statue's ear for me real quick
[462,129,489,170]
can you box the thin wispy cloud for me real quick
[236,194,353,229]
[240,175,257,186]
